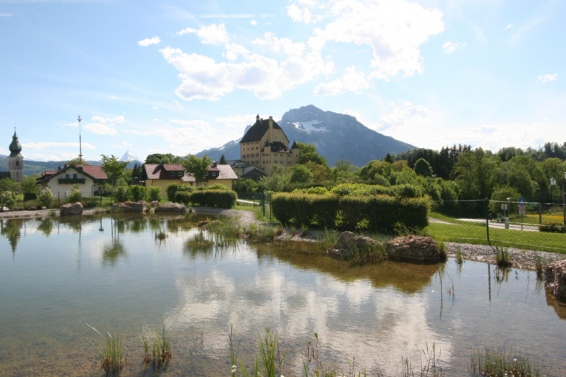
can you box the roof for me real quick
[240,116,285,143]
[213,164,238,180]
[36,165,107,183]
[144,163,186,180]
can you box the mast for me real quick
[78,115,83,164]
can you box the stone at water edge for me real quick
[386,235,443,263]
[327,231,380,260]
[60,202,83,216]
[111,201,146,213]
[154,202,189,213]
[545,260,566,302]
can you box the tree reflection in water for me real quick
[102,217,127,266]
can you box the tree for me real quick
[414,158,433,177]
[20,175,40,200]
[289,164,313,184]
[297,142,328,166]
[182,154,211,186]
[67,157,89,166]
[145,153,182,164]
[219,154,227,164]
[101,154,129,187]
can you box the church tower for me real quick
[8,129,24,182]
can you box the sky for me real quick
[1,0,565,163]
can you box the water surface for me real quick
[1,215,565,376]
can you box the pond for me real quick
[0,214,565,376]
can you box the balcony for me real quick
[58,178,86,184]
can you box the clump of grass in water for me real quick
[244,222,279,243]
[534,253,546,280]
[303,332,367,377]
[141,323,172,371]
[231,327,286,377]
[155,231,167,240]
[454,246,464,265]
[204,218,241,247]
[437,239,447,261]
[85,324,126,376]
[494,245,512,268]
[470,348,552,377]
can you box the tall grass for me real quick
[494,246,512,268]
[85,323,126,376]
[470,348,554,377]
[141,322,172,371]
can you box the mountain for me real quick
[120,150,141,163]
[197,105,416,167]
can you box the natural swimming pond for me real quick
[1,214,565,376]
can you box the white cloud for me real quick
[0,12,13,17]
[305,0,445,80]
[84,123,118,135]
[90,115,125,124]
[442,41,465,53]
[253,32,305,56]
[138,36,161,47]
[178,23,229,45]
[537,74,557,83]
[505,24,513,30]
[314,66,369,96]
[287,3,312,23]
[250,19,257,26]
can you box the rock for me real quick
[60,202,83,216]
[545,260,566,302]
[327,231,380,260]
[386,235,443,263]
[150,201,160,208]
[154,202,189,214]
[111,201,146,213]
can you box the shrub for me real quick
[129,185,147,202]
[539,223,566,233]
[190,190,237,208]
[67,184,82,203]
[114,186,129,203]
[166,184,181,202]
[147,186,161,202]
[175,191,191,205]
[38,188,55,208]
[0,191,17,210]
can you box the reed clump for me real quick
[470,348,552,377]
[494,245,512,268]
[100,331,125,375]
[455,246,464,264]
[141,323,172,371]
[534,253,546,280]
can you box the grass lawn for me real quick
[426,213,566,254]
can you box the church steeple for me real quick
[8,128,24,182]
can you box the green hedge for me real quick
[190,190,237,208]
[272,192,429,233]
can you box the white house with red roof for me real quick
[36,165,108,197]
[143,162,238,196]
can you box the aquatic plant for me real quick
[494,245,512,268]
[437,240,447,261]
[534,253,546,280]
[470,348,551,377]
[155,231,167,240]
[85,324,126,376]
[141,322,172,371]
[454,247,464,265]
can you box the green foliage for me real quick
[0,190,17,209]
[145,153,182,164]
[297,142,328,166]
[175,191,191,205]
[166,183,181,202]
[414,157,433,177]
[147,186,161,202]
[20,175,40,195]
[289,164,313,184]
[489,186,521,214]
[182,154,212,185]
[190,190,237,208]
[38,188,55,208]
[494,246,512,268]
[101,154,129,186]
[0,178,18,193]
[233,178,259,193]
[114,186,129,203]
[67,184,82,203]
[129,185,147,201]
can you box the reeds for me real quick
[494,245,512,268]
[534,253,546,280]
[454,247,464,265]
[141,322,172,371]
[470,348,552,377]
[437,240,447,261]
[85,323,126,376]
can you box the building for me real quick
[8,130,24,182]
[227,160,266,181]
[143,162,238,196]
[239,115,299,176]
[36,165,108,197]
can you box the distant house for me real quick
[36,165,108,197]
[143,162,238,196]
[227,160,266,181]
[240,115,299,175]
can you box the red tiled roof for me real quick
[81,166,107,180]
[144,163,186,180]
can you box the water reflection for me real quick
[37,217,54,236]
[1,219,23,254]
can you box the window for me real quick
[169,172,175,177]
[73,174,77,179]
[178,172,183,176]
[66,174,70,179]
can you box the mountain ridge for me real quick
[197,105,416,167]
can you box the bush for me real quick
[166,184,181,202]
[38,188,55,208]
[67,184,82,203]
[0,191,17,210]
[129,185,147,202]
[147,186,161,202]
[190,190,237,208]
[114,186,129,203]
[175,191,191,205]
[539,224,566,233]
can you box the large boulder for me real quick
[154,202,189,214]
[386,235,443,263]
[111,201,146,213]
[60,202,83,216]
[327,231,380,260]
[545,260,566,302]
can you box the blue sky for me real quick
[0,0,564,163]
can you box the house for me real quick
[227,160,266,181]
[239,115,299,175]
[143,162,238,196]
[36,165,108,197]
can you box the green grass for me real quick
[425,216,566,254]
[470,348,554,377]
